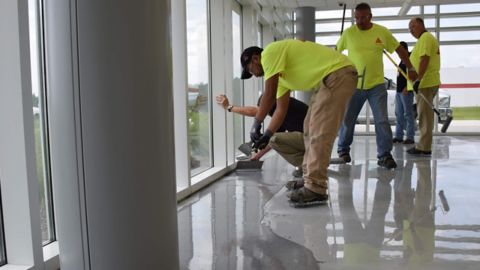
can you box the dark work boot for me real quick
[285,179,304,191]
[339,153,351,163]
[407,147,431,156]
[291,167,303,178]
[377,156,397,169]
[402,139,415,144]
[392,138,403,143]
[288,187,328,207]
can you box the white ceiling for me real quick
[257,0,480,10]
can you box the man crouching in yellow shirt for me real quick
[240,39,357,206]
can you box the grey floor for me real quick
[178,136,480,270]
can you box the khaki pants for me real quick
[269,132,305,167]
[416,86,438,152]
[303,66,357,195]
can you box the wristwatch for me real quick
[227,105,234,112]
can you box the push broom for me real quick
[383,50,453,133]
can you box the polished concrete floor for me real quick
[178,136,480,270]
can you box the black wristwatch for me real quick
[227,105,234,112]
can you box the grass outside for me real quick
[452,107,480,120]
[34,115,51,243]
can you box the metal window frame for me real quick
[0,188,6,266]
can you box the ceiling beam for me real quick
[398,0,413,16]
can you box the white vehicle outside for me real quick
[357,78,452,124]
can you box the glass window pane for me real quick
[440,17,480,28]
[392,33,417,43]
[29,0,55,245]
[374,19,411,30]
[186,0,212,176]
[441,44,480,68]
[316,21,351,32]
[407,6,420,15]
[424,5,436,14]
[316,35,340,46]
[232,9,243,156]
[440,31,480,42]
[441,3,480,13]
[439,45,480,133]
[423,19,436,29]
[371,7,400,16]
[315,9,344,19]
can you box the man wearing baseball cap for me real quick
[241,39,357,206]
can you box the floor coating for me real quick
[178,136,480,270]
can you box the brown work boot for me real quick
[291,167,303,178]
[285,179,304,191]
[288,187,328,204]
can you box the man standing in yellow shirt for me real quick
[240,39,357,206]
[407,18,441,156]
[336,3,417,169]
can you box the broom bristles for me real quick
[441,116,453,133]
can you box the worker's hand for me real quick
[215,94,229,109]
[252,130,272,151]
[402,87,408,96]
[413,80,421,94]
[408,69,418,82]
[250,147,269,160]
[250,118,262,142]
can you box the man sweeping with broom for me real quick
[407,17,442,156]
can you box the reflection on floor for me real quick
[177,136,480,270]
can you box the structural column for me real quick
[295,6,316,103]
[44,0,179,269]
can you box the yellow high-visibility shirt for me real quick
[410,31,441,88]
[337,23,399,89]
[261,39,354,98]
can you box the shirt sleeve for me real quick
[276,85,289,99]
[336,31,347,52]
[262,42,287,81]
[383,27,400,54]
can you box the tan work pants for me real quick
[416,86,438,152]
[303,66,357,195]
[269,132,305,167]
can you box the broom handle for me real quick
[383,50,409,80]
[340,3,347,35]
[383,51,453,133]
[382,50,441,115]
